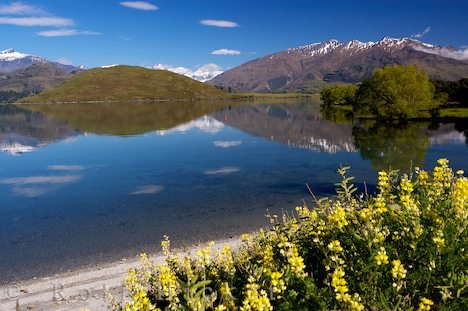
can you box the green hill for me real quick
[18,65,228,103]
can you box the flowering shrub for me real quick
[110,159,467,310]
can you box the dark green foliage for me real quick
[0,90,32,103]
[432,78,468,106]
[320,84,358,107]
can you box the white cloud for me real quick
[0,175,82,185]
[412,46,468,60]
[0,2,47,15]
[213,141,242,148]
[204,167,240,175]
[153,63,223,82]
[12,186,49,198]
[55,58,73,65]
[200,19,239,28]
[0,16,74,26]
[156,116,225,135]
[131,185,164,195]
[120,1,158,11]
[48,165,84,171]
[211,49,241,55]
[37,29,101,37]
[412,26,431,38]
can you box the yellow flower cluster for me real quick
[328,204,349,229]
[391,259,407,279]
[331,267,364,310]
[418,297,434,311]
[240,277,272,311]
[378,171,390,191]
[453,176,468,220]
[215,245,235,275]
[157,264,180,301]
[328,240,343,253]
[195,241,214,270]
[270,271,286,295]
[374,247,389,265]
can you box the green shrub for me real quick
[110,159,467,310]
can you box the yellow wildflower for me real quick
[391,259,407,279]
[328,240,343,253]
[374,247,389,265]
[328,204,349,229]
[418,297,434,311]
[240,277,272,311]
[270,271,287,294]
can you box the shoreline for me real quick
[0,236,242,311]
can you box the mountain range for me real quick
[0,49,84,102]
[209,37,468,92]
[0,48,80,73]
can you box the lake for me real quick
[0,99,467,284]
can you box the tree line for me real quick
[320,65,467,119]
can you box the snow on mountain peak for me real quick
[290,39,343,57]
[0,48,30,61]
[152,63,223,82]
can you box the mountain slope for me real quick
[209,37,468,92]
[0,48,78,73]
[19,65,228,103]
[0,63,74,93]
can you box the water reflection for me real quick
[0,100,466,284]
[0,105,79,155]
[24,101,230,136]
[353,122,429,171]
[212,102,357,153]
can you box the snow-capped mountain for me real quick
[152,63,223,82]
[209,37,468,92]
[0,48,78,73]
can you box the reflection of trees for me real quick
[352,122,430,172]
[320,104,355,124]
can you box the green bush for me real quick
[110,159,467,310]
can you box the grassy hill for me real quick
[18,65,228,103]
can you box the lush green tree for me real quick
[320,84,358,107]
[354,65,436,119]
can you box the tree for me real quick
[320,84,358,107]
[354,65,436,119]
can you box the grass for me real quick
[18,66,229,103]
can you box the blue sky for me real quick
[1,0,467,71]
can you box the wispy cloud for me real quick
[120,1,159,11]
[0,2,47,15]
[0,2,99,37]
[48,165,84,171]
[131,184,164,195]
[412,46,468,60]
[412,26,431,38]
[204,167,240,175]
[0,16,74,27]
[211,49,241,55]
[213,141,242,148]
[37,29,101,37]
[0,175,82,185]
[55,58,73,65]
[200,19,239,28]
[12,186,49,198]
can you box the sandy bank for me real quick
[0,237,241,311]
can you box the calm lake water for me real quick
[0,99,467,283]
